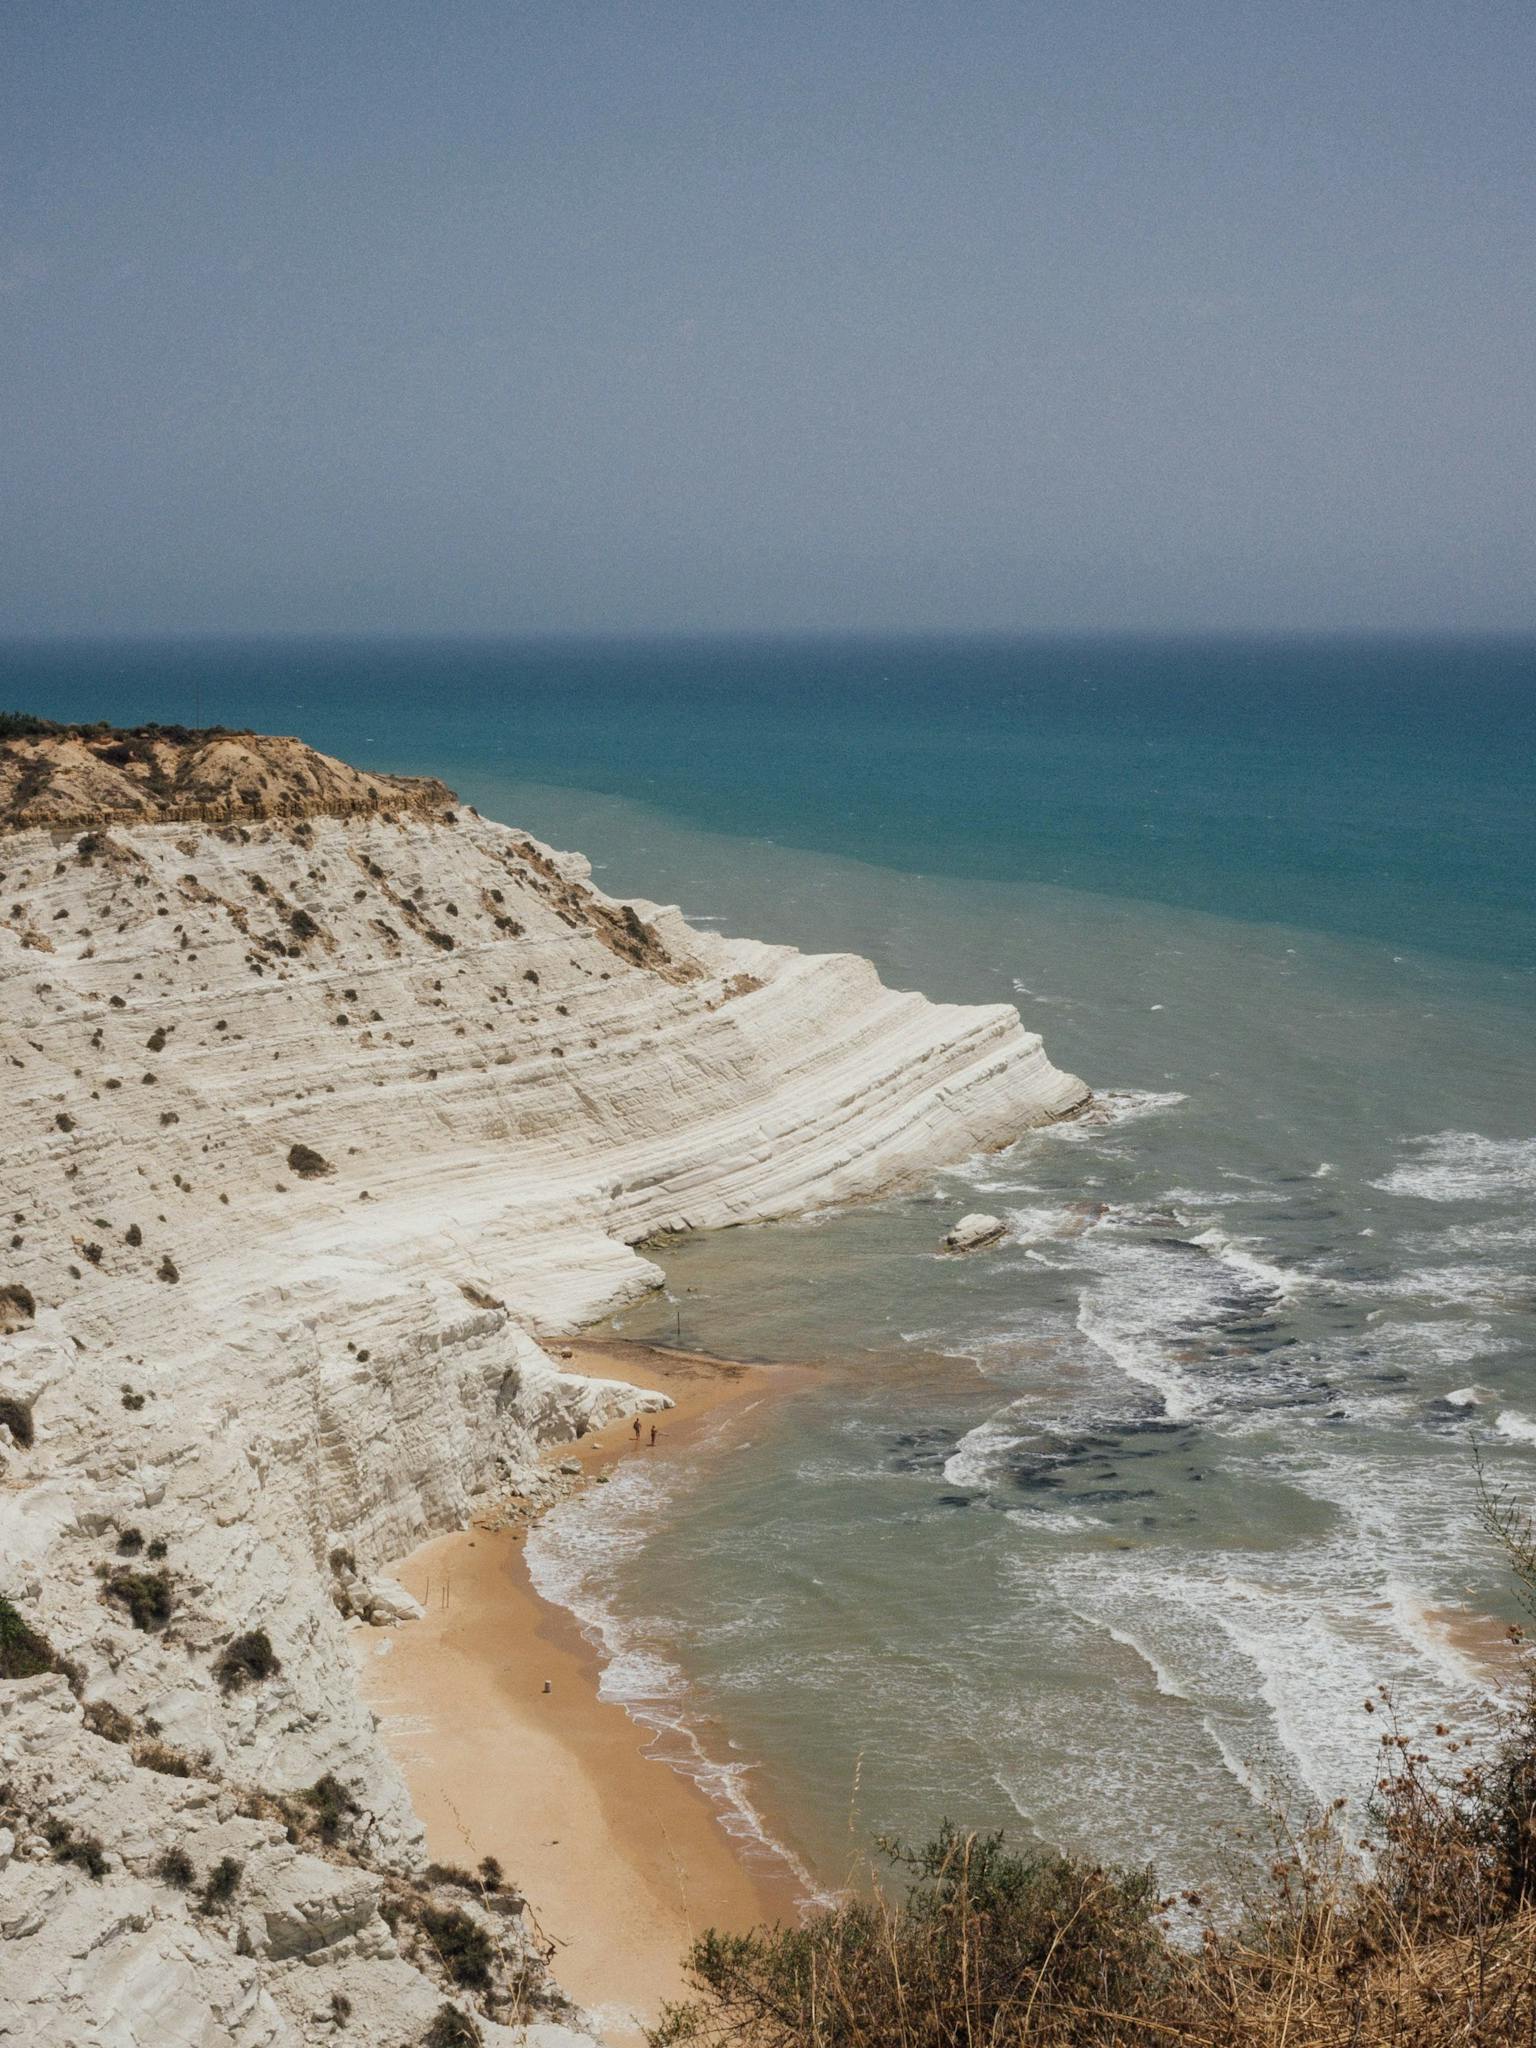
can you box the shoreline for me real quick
[356,1337,813,2045]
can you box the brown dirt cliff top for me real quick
[0,717,458,831]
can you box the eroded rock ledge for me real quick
[0,725,1089,2044]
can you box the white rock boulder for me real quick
[944,1213,1008,1252]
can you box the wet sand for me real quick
[356,1338,809,2045]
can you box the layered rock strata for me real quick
[0,727,1088,2044]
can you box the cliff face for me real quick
[0,730,1088,2045]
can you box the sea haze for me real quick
[11,633,1536,1893]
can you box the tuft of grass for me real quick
[133,1737,193,1778]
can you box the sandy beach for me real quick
[356,1338,810,2044]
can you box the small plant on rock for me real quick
[103,1568,173,1631]
[0,1283,36,1327]
[213,1628,281,1692]
[83,1698,135,1744]
[156,1844,196,1889]
[0,1595,57,1679]
[302,1771,359,1845]
[419,1904,494,1988]
[424,2005,482,2048]
[198,1854,243,1912]
[43,1817,108,1879]
[287,1143,334,1179]
[0,1397,34,1448]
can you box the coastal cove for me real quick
[358,1340,809,2045]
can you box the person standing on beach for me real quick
[632,1415,642,1442]
[649,1423,658,1446]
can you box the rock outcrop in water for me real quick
[944,1212,1008,1252]
[0,725,1088,2044]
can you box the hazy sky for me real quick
[4,2,1533,635]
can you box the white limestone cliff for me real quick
[0,730,1088,2044]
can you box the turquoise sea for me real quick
[9,634,1536,1897]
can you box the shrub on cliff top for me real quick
[287,1142,334,1179]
